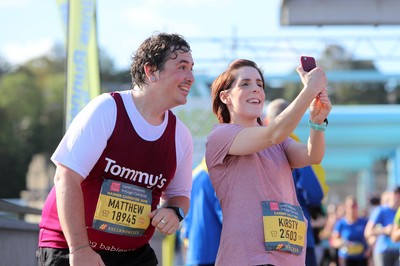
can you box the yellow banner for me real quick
[56,0,68,33]
[57,0,100,129]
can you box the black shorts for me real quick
[37,243,158,266]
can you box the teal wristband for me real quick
[309,118,328,131]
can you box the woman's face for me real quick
[224,66,265,124]
[345,198,358,218]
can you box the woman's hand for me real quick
[296,65,328,97]
[309,89,332,123]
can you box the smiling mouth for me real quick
[179,86,189,92]
[247,98,261,104]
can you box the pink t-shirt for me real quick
[205,124,307,266]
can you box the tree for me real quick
[319,44,388,105]
[99,48,131,92]
[0,43,131,198]
[0,56,11,77]
[274,44,391,105]
[0,53,64,197]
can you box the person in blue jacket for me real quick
[181,158,222,266]
[265,98,329,266]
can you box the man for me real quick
[37,32,195,266]
[265,98,329,266]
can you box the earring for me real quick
[150,76,156,82]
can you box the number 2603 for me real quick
[280,229,297,241]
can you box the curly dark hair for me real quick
[211,59,265,124]
[130,32,191,88]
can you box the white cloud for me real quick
[3,39,54,65]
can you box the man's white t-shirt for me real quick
[51,90,193,199]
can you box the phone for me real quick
[300,56,316,72]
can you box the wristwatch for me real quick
[165,206,185,222]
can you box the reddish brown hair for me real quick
[211,59,265,124]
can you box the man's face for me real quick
[157,51,195,107]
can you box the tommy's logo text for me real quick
[104,157,167,189]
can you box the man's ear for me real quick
[219,91,231,105]
[144,63,157,81]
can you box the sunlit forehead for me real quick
[235,67,263,85]
[173,51,194,67]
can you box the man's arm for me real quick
[54,164,104,266]
[149,196,190,235]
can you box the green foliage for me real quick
[0,45,131,198]
[329,83,387,105]
[0,56,11,77]
[175,107,217,137]
[0,56,64,197]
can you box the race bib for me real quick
[93,179,152,237]
[341,242,364,256]
[262,201,306,255]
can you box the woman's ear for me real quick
[219,91,231,105]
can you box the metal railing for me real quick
[0,199,41,266]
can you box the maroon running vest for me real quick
[39,92,177,251]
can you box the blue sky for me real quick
[1,0,399,76]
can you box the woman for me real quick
[205,59,331,265]
[330,196,370,266]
